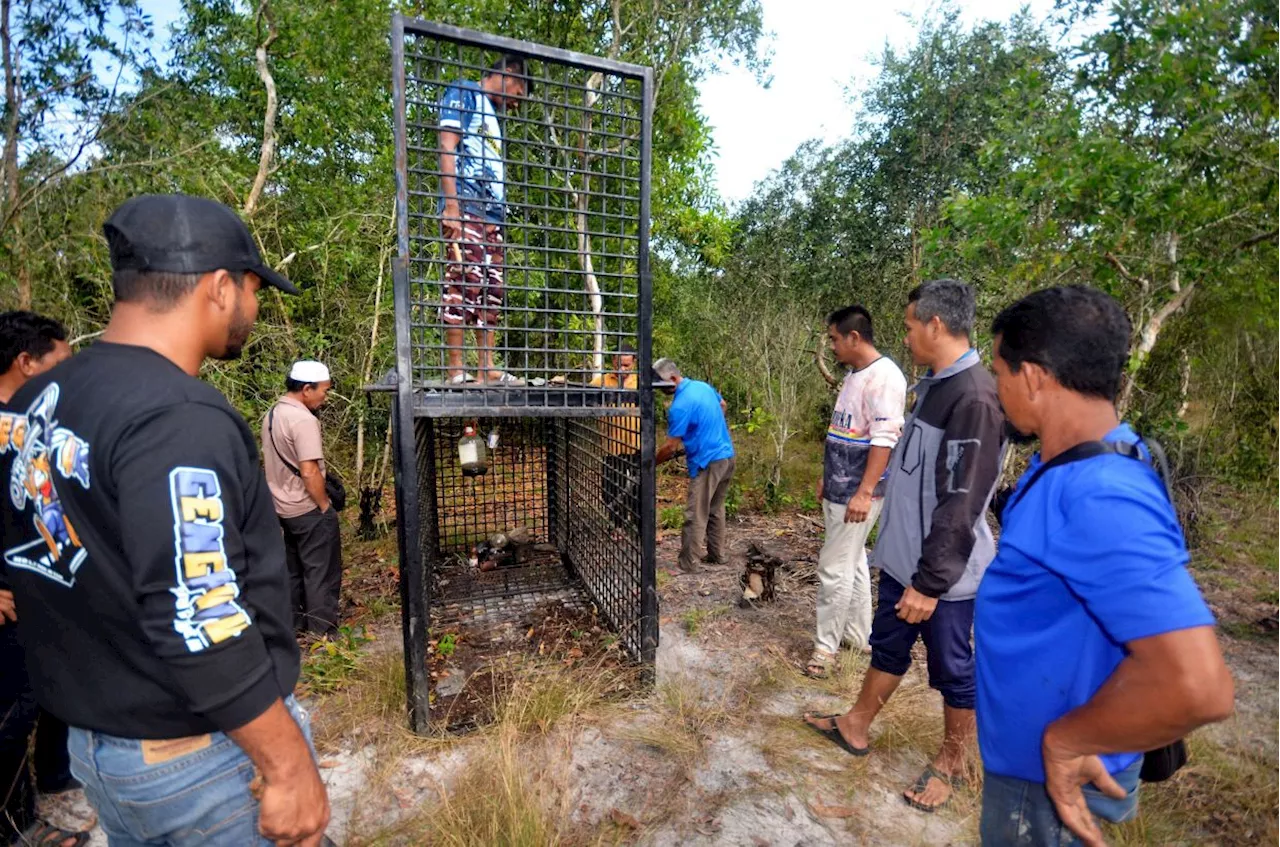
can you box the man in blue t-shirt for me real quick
[978,286,1233,846]
[438,54,529,386]
[654,358,735,573]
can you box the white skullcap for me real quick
[289,360,331,383]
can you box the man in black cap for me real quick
[0,195,330,846]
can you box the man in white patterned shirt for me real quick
[806,305,907,679]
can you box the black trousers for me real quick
[280,508,343,637]
[0,624,37,841]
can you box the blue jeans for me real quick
[980,758,1142,846]
[67,697,314,847]
[869,573,975,709]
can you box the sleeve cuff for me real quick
[910,576,945,599]
[440,119,462,129]
[869,435,898,448]
[199,663,280,733]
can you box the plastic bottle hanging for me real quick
[458,423,488,477]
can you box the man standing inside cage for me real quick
[264,360,343,639]
[803,280,1004,814]
[438,53,530,386]
[805,305,907,680]
[0,195,328,845]
[654,358,735,573]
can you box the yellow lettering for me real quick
[203,613,250,644]
[182,551,224,579]
[194,585,237,611]
[180,496,222,523]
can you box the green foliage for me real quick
[300,624,374,694]
[659,504,684,530]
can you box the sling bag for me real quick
[268,405,347,512]
[1003,436,1187,784]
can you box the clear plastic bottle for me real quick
[458,423,488,477]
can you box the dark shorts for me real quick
[869,572,974,709]
[441,214,504,327]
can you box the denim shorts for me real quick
[67,697,315,847]
[979,758,1142,846]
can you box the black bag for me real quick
[267,406,347,512]
[1003,435,1187,784]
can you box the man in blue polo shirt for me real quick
[978,285,1234,846]
[654,358,734,573]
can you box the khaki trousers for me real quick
[679,457,735,570]
[814,496,884,654]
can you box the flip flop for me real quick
[902,763,965,813]
[802,711,869,757]
[21,820,91,846]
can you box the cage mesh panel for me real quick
[429,418,550,553]
[401,28,644,411]
[562,415,643,659]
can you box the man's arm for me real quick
[655,436,683,466]
[845,446,891,523]
[1043,627,1232,847]
[439,129,462,237]
[900,396,1004,622]
[116,407,328,844]
[298,459,330,513]
[1038,479,1227,847]
[230,699,330,846]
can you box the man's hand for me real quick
[895,585,938,624]
[442,199,463,240]
[229,699,330,847]
[845,490,873,523]
[1042,728,1126,847]
[0,590,15,624]
[815,478,824,502]
[256,764,331,847]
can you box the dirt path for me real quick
[45,511,1277,846]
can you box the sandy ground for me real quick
[44,511,1277,846]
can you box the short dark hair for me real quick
[827,305,874,345]
[0,311,67,373]
[991,285,1133,402]
[485,53,532,94]
[112,267,245,307]
[286,376,317,393]
[908,279,975,338]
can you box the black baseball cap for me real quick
[103,194,299,294]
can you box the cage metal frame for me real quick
[387,14,657,733]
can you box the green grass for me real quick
[299,625,374,695]
[659,504,683,530]
[681,605,728,636]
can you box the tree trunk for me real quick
[1,0,27,308]
[1117,282,1196,416]
[244,0,279,217]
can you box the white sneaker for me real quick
[447,372,477,385]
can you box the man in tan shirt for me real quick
[263,360,342,637]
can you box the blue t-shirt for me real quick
[975,424,1214,783]
[438,81,505,223]
[667,379,734,478]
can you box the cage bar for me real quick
[386,14,657,732]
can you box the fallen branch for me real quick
[1237,228,1278,250]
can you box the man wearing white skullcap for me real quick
[262,360,343,637]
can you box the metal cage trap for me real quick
[376,15,658,732]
